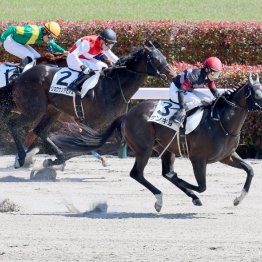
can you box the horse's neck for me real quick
[116,70,146,100]
[218,90,248,136]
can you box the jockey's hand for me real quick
[201,97,212,106]
[80,65,90,74]
[89,70,96,77]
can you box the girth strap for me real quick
[177,125,189,158]
[73,95,85,122]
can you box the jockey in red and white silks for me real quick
[67,35,118,72]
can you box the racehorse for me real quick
[0,41,175,168]
[51,74,262,212]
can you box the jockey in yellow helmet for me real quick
[0,21,65,71]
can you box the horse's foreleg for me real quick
[130,153,163,212]
[165,158,207,206]
[220,152,254,206]
[160,151,202,205]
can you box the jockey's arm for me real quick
[208,81,220,98]
[48,39,66,53]
[68,40,91,71]
[102,49,119,64]
[0,25,16,43]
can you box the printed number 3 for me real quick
[157,101,174,116]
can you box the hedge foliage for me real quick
[1,20,262,65]
[0,20,261,157]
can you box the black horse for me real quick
[51,74,262,212]
[0,41,175,167]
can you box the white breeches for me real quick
[169,82,213,111]
[67,53,108,72]
[3,36,41,60]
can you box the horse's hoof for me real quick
[101,157,111,167]
[14,158,21,169]
[43,159,53,168]
[154,193,163,212]
[14,158,25,169]
[233,198,240,206]
[154,202,162,212]
[24,147,39,167]
[193,198,202,206]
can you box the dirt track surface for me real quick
[0,155,262,262]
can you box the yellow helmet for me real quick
[44,21,61,37]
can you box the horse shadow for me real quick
[65,211,206,220]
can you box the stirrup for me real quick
[67,84,81,96]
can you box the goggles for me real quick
[209,70,221,79]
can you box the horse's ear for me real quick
[256,73,260,83]
[144,40,155,49]
[248,72,254,85]
[152,41,161,49]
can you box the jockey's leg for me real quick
[67,59,106,96]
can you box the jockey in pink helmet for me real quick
[169,56,223,123]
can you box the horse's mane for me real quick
[115,48,143,67]
[223,87,240,100]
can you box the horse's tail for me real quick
[50,115,124,155]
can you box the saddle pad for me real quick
[0,63,17,88]
[148,100,203,134]
[49,67,80,96]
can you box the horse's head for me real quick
[116,40,175,80]
[143,40,176,79]
[246,73,262,111]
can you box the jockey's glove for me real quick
[80,65,90,74]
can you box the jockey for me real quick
[169,56,223,123]
[66,28,119,95]
[0,21,65,72]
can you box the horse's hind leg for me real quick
[220,152,254,206]
[33,109,64,166]
[160,150,202,205]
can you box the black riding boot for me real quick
[170,90,187,124]
[18,56,34,73]
[67,73,90,96]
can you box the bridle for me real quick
[211,83,262,137]
[115,47,170,107]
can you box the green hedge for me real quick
[1,20,262,65]
[0,20,261,157]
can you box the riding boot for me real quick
[170,89,186,124]
[18,56,34,73]
[67,73,90,96]
[170,108,186,124]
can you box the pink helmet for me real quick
[203,57,222,72]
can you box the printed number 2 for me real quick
[157,101,174,116]
[56,71,72,86]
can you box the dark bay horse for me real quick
[51,74,262,212]
[0,41,175,167]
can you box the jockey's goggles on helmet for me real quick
[104,41,114,49]
[209,70,221,79]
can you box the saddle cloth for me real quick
[0,62,34,88]
[148,100,203,134]
[0,63,17,88]
[49,67,100,98]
